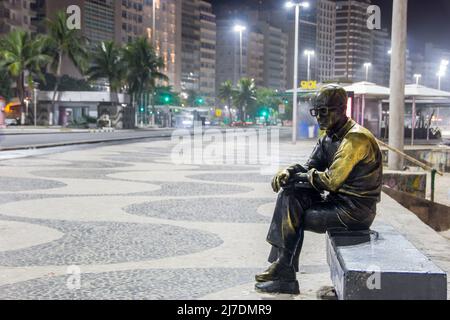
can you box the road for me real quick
[0,127,292,150]
[0,129,175,150]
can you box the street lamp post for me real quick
[414,73,421,85]
[437,59,448,90]
[233,25,246,81]
[153,0,156,47]
[33,82,39,127]
[234,24,246,121]
[286,1,309,144]
[304,50,315,81]
[364,62,372,82]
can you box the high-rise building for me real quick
[143,0,182,92]
[116,0,145,44]
[181,0,201,93]
[215,19,244,88]
[247,30,265,87]
[258,3,318,88]
[316,0,336,82]
[0,0,37,35]
[418,43,450,91]
[259,21,288,90]
[214,4,288,91]
[30,0,178,80]
[334,0,372,82]
[199,0,216,102]
[370,28,390,85]
[87,0,115,44]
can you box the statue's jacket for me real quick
[304,118,383,228]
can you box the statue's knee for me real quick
[304,210,327,234]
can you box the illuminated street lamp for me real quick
[413,74,422,85]
[304,50,315,81]
[437,59,449,90]
[364,62,372,82]
[285,1,309,144]
[233,24,246,81]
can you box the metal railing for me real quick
[377,139,444,202]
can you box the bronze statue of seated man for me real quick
[255,84,383,295]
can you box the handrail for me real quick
[376,139,443,176]
[377,138,443,202]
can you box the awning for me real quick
[405,84,450,99]
[342,81,390,97]
[286,81,390,97]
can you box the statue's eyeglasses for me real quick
[310,107,337,117]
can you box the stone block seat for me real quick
[326,224,447,300]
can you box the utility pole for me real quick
[388,0,408,170]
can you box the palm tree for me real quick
[87,41,125,108]
[123,37,168,124]
[46,11,88,124]
[0,29,51,124]
[0,65,13,101]
[218,80,235,109]
[155,85,180,106]
[233,78,256,121]
[185,89,200,108]
[255,87,282,118]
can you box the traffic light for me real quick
[259,108,269,118]
[196,97,204,105]
[139,106,145,113]
[163,95,171,104]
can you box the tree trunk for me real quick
[50,52,63,126]
[110,89,115,108]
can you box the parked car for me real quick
[5,118,18,126]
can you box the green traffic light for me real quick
[164,96,170,103]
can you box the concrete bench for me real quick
[326,224,447,300]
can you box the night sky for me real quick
[209,0,450,52]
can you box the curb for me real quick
[88,128,116,133]
[0,127,287,152]
[0,133,174,151]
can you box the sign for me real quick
[215,109,222,117]
[300,81,317,90]
[278,104,285,115]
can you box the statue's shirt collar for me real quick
[328,118,356,141]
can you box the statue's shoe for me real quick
[255,280,300,295]
[255,262,296,283]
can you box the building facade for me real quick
[180,0,201,92]
[370,28,390,85]
[0,0,37,35]
[215,19,243,88]
[143,0,182,92]
[316,0,336,82]
[334,0,372,82]
[247,30,265,87]
[259,21,288,90]
[199,0,216,102]
[419,43,450,91]
[214,4,288,91]
[116,0,144,44]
